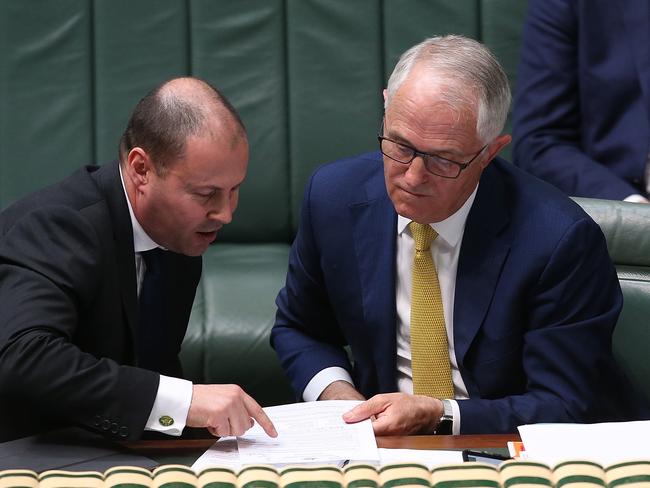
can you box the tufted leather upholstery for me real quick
[574,199,650,406]
[4,1,648,409]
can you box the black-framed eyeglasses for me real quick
[378,129,488,179]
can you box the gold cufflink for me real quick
[159,415,174,427]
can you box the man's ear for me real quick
[482,134,512,168]
[382,88,388,103]
[125,147,152,189]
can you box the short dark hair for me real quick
[118,77,246,174]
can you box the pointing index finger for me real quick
[244,395,278,437]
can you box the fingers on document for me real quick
[207,418,248,437]
[245,395,278,437]
[343,397,383,423]
[369,414,393,436]
[229,415,251,437]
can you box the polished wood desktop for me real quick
[377,434,520,450]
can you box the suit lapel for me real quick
[453,163,511,372]
[350,170,398,390]
[95,162,139,345]
[619,0,650,122]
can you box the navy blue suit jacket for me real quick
[272,152,646,434]
[512,0,650,199]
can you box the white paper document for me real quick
[518,420,650,465]
[237,400,379,465]
[192,443,464,472]
[378,448,464,468]
[191,440,464,472]
[192,437,241,472]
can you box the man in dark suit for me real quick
[0,77,276,442]
[272,36,644,435]
[512,0,650,201]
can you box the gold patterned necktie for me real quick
[408,221,454,398]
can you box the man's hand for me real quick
[342,393,443,435]
[186,384,277,438]
[318,380,366,401]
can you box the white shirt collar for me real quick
[397,184,479,248]
[118,164,162,253]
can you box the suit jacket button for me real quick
[101,419,110,431]
[93,415,101,427]
[118,426,129,438]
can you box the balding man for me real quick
[272,36,648,435]
[0,77,276,442]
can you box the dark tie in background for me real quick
[138,248,167,372]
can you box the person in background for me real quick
[512,0,650,202]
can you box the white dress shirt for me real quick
[119,166,192,436]
[622,152,650,202]
[303,185,479,435]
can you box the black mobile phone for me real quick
[461,449,511,466]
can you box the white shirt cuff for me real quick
[624,194,650,203]
[302,367,354,401]
[448,399,461,435]
[144,375,193,436]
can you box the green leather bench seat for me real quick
[3,1,650,415]
[180,244,294,406]
[0,0,530,406]
[181,199,650,410]
[574,198,650,406]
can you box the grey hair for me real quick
[385,35,511,143]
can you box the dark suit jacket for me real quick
[512,0,650,200]
[272,152,646,434]
[0,162,201,442]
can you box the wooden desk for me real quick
[122,434,520,464]
[377,434,520,450]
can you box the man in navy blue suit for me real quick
[512,0,650,201]
[272,35,645,435]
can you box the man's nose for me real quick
[404,155,429,185]
[207,198,233,225]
